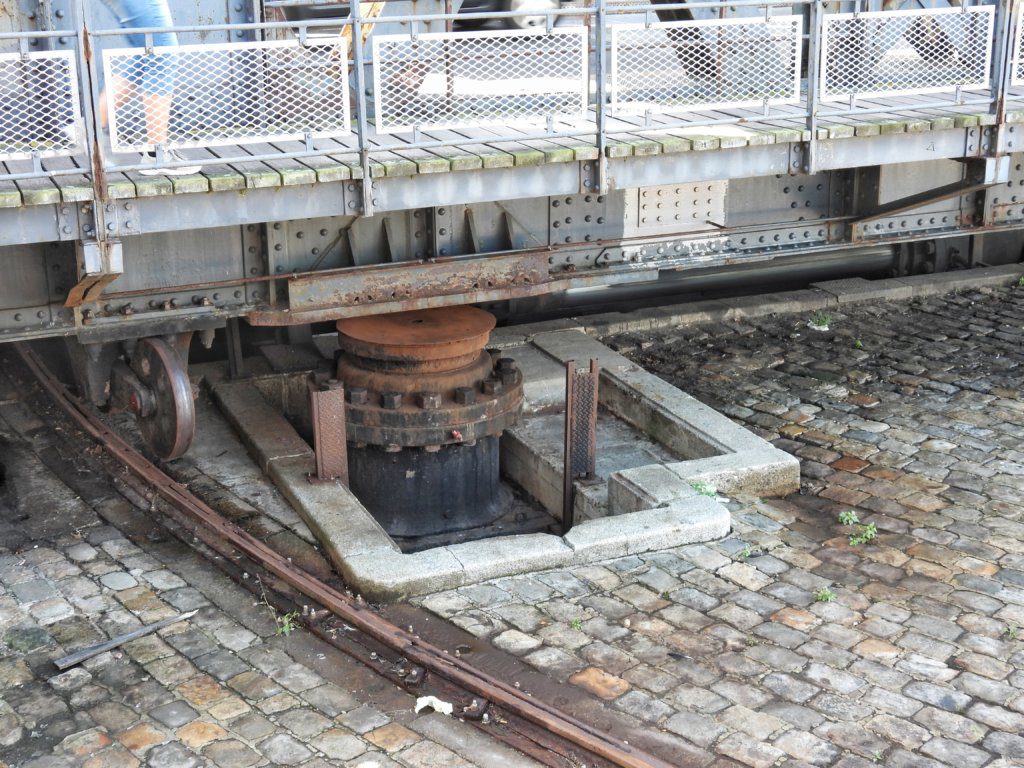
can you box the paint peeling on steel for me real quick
[286,251,549,311]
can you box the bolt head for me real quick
[348,387,368,405]
[454,387,476,405]
[481,378,503,395]
[497,357,517,373]
[419,392,441,410]
[381,391,403,409]
[499,370,517,386]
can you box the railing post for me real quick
[991,0,1017,131]
[804,0,823,174]
[351,13,375,217]
[70,0,109,209]
[594,0,608,193]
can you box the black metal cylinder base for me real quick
[348,436,503,538]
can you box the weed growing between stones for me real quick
[690,481,717,498]
[838,510,876,546]
[257,576,302,638]
[849,522,877,546]
[275,611,301,637]
[814,587,836,602]
[808,311,832,331]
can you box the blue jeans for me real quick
[101,0,178,96]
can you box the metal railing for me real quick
[104,38,352,152]
[373,27,589,134]
[0,31,82,167]
[820,5,994,103]
[0,0,1019,197]
[610,15,803,117]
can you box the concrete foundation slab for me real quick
[209,321,799,600]
[211,382,313,472]
[563,498,731,561]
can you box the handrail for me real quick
[0,0,1016,192]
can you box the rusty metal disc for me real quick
[130,337,195,460]
[337,307,496,373]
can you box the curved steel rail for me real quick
[14,341,681,768]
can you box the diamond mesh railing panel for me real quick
[372,27,588,134]
[1013,3,1024,86]
[820,6,994,101]
[104,38,350,152]
[0,50,80,160]
[609,16,802,117]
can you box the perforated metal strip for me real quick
[563,359,599,532]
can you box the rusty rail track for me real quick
[15,342,679,768]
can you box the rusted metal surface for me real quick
[308,376,349,485]
[287,251,549,313]
[336,307,521,535]
[344,384,522,447]
[16,342,680,768]
[563,359,599,533]
[338,306,496,372]
[336,307,522,448]
[125,337,195,460]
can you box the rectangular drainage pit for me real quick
[207,325,798,601]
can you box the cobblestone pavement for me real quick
[0,365,538,768]
[415,285,1024,767]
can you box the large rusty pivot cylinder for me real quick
[336,307,523,537]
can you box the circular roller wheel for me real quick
[130,337,195,460]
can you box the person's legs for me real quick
[101,0,199,174]
[117,0,178,149]
[99,73,134,131]
[138,92,173,147]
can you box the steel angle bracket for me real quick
[65,239,124,311]
[850,177,997,242]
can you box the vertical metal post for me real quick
[562,359,599,533]
[351,12,375,216]
[308,376,349,485]
[70,0,109,213]
[563,361,577,533]
[991,0,1017,129]
[804,0,823,174]
[594,0,608,193]
[226,318,245,379]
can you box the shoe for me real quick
[138,149,202,177]
[61,123,79,149]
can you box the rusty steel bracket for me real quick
[562,359,599,533]
[308,375,349,485]
[65,239,124,310]
[281,251,549,317]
